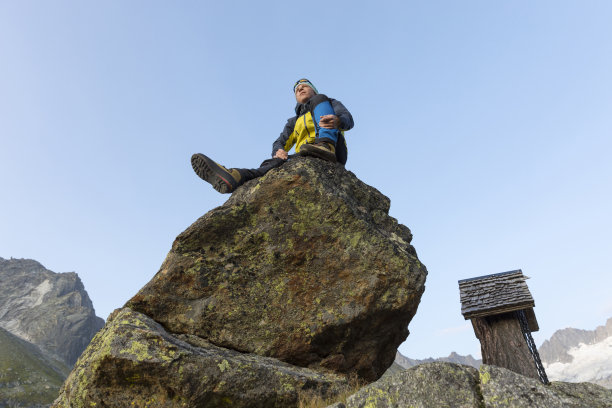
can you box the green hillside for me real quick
[0,327,70,407]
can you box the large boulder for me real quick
[332,362,612,408]
[127,156,427,381]
[53,308,348,407]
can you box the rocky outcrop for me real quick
[53,156,427,406]
[127,157,427,381]
[0,257,105,366]
[331,362,612,408]
[53,308,349,407]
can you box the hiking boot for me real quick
[299,141,337,163]
[191,153,243,194]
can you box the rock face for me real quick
[127,157,427,381]
[53,308,349,407]
[333,362,612,408]
[0,257,105,366]
[53,157,427,407]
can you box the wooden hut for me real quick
[458,270,548,383]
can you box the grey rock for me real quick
[335,362,612,408]
[479,364,612,407]
[381,362,405,378]
[126,156,427,381]
[0,257,105,366]
[53,307,350,408]
[342,362,482,408]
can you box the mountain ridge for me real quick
[0,256,105,366]
[0,256,105,407]
[540,317,612,388]
[394,350,481,369]
[394,317,612,390]
[540,317,612,364]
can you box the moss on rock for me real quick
[126,157,427,382]
[336,362,612,408]
[53,308,349,408]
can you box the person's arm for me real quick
[330,99,354,131]
[272,117,296,158]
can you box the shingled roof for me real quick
[458,269,539,331]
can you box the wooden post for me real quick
[471,312,539,380]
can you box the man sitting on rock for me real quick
[191,78,354,193]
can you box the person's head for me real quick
[293,78,317,104]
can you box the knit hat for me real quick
[293,78,318,94]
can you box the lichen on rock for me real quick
[53,308,349,407]
[126,157,427,382]
[54,157,428,406]
[334,362,612,408]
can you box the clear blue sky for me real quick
[1,1,611,360]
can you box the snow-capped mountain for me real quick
[540,317,612,388]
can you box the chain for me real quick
[516,310,549,385]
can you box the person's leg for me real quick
[311,94,339,145]
[299,94,338,162]
[191,154,285,194]
[240,158,286,179]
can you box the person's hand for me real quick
[319,115,340,129]
[274,149,288,160]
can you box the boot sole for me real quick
[191,154,234,194]
[299,145,337,163]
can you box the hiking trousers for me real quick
[238,157,287,184]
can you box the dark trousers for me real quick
[239,157,287,184]
[236,94,340,185]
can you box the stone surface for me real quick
[126,156,427,381]
[333,362,612,408]
[0,257,105,366]
[479,364,612,407]
[52,307,349,408]
[338,362,482,408]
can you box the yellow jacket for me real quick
[272,97,354,164]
